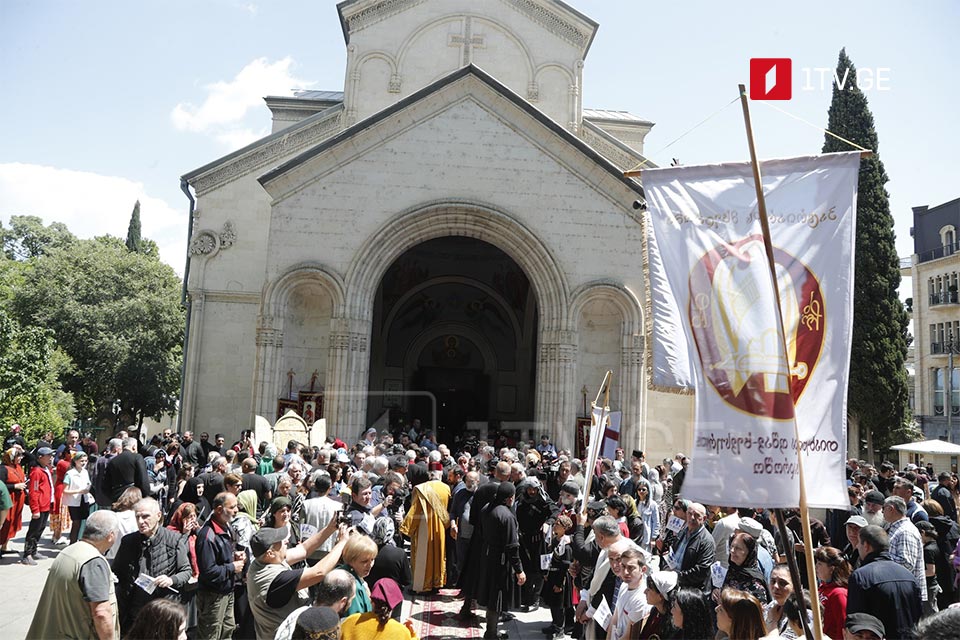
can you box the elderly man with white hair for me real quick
[28,510,121,640]
[882,494,926,603]
[112,497,192,632]
[671,502,715,593]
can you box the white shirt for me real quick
[301,495,342,557]
[610,583,651,640]
[64,468,92,508]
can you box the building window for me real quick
[934,368,945,416]
[941,225,957,255]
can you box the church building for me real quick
[180,0,692,455]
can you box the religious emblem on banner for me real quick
[687,234,825,420]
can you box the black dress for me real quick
[458,480,499,601]
[515,486,559,606]
[477,503,523,612]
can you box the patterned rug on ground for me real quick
[407,588,484,640]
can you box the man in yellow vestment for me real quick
[400,479,451,593]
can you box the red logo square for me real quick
[750,58,792,100]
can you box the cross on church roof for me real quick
[448,17,485,67]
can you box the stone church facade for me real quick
[181,0,692,455]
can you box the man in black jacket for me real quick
[932,472,958,522]
[671,502,715,593]
[196,492,244,639]
[847,524,921,640]
[91,438,122,508]
[104,437,150,503]
[112,497,192,632]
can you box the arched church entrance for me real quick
[366,236,538,447]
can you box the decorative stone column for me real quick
[536,329,578,451]
[324,317,372,439]
[618,333,645,453]
[251,315,283,424]
[181,291,205,432]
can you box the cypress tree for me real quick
[822,49,911,456]
[125,200,142,253]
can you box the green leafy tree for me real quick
[13,235,183,427]
[125,200,142,252]
[0,308,75,442]
[822,49,912,456]
[1,215,75,260]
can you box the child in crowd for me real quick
[541,514,574,639]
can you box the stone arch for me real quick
[570,281,643,337]
[356,50,399,75]
[396,14,536,88]
[534,62,576,86]
[339,200,574,439]
[402,322,500,376]
[570,281,645,450]
[252,263,346,424]
[379,275,524,341]
[261,262,346,325]
[346,201,569,328]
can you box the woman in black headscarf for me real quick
[165,475,210,525]
[515,476,559,611]
[715,531,771,605]
[477,482,526,640]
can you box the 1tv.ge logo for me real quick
[749,58,891,100]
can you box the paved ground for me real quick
[3,513,554,639]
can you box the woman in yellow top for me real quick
[340,577,418,640]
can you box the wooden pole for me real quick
[582,370,613,503]
[737,83,822,640]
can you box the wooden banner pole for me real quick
[582,370,613,503]
[738,83,822,640]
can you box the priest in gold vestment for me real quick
[400,479,451,593]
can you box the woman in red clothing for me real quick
[50,449,73,545]
[167,502,201,634]
[814,545,851,640]
[0,448,27,555]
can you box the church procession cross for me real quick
[448,16,485,66]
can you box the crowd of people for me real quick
[3,421,960,640]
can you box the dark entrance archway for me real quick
[367,236,538,447]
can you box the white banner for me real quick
[645,152,860,508]
[601,411,622,460]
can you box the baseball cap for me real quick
[844,612,884,638]
[863,490,885,505]
[36,447,55,456]
[586,500,605,513]
[249,526,289,557]
[844,515,868,528]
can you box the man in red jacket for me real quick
[23,446,55,565]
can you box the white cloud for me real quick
[216,127,269,150]
[171,57,312,150]
[0,163,188,276]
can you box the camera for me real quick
[337,509,352,526]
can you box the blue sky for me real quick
[1,0,957,290]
